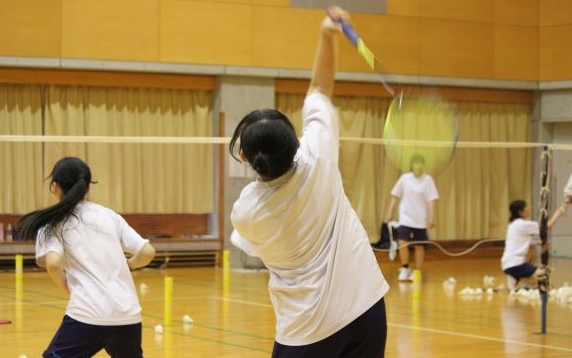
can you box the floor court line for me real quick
[212,295,572,353]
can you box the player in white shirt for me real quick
[229,6,389,358]
[17,157,156,358]
[501,199,566,290]
[385,154,439,281]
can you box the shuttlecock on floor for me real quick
[140,283,149,295]
[483,275,496,288]
[182,314,194,324]
[154,324,163,334]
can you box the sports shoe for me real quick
[398,267,412,282]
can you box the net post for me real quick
[538,145,551,334]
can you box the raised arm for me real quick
[307,6,348,98]
[547,204,568,230]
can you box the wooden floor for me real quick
[1,255,572,357]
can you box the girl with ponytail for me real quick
[18,157,155,358]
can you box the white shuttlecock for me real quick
[459,287,471,295]
[486,287,494,295]
[19,355,28,358]
[483,275,496,288]
[140,283,149,294]
[182,314,194,324]
[154,324,163,334]
[447,277,457,284]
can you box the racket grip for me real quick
[327,10,359,46]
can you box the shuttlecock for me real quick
[182,314,194,324]
[18,355,28,358]
[459,287,471,295]
[483,275,496,288]
[154,324,163,334]
[140,283,149,295]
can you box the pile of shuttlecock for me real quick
[549,284,572,306]
[456,275,501,297]
[509,287,541,304]
[482,275,496,288]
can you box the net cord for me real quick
[3,135,572,150]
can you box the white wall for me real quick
[541,90,572,258]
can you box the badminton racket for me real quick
[329,9,460,175]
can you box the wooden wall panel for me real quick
[0,0,561,82]
[539,0,572,26]
[251,7,318,69]
[494,25,538,81]
[253,0,290,5]
[165,0,288,4]
[419,19,494,78]
[540,25,572,81]
[61,0,160,61]
[0,68,216,90]
[386,0,419,17]
[419,0,494,23]
[161,1,252,65]
[335,14,420,75]
[0,0,62,57]
[494,0,538,26]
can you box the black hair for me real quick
[229,109,299,180]
[17,157,96,241]
[509,200,527,222]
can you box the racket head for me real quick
[383,89,459,175]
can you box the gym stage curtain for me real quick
[0,84,214,214]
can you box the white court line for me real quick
[213,295,572,353]
[388,323,572,353]
[211,296,273,309]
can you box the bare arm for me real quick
[547,204,568,230]
[45,252,69,294]
[127,242,156,270]
[427,200,436,229]
[307,7,348,98]
[385,196,399,222]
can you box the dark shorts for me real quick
[397,226,429,247]
[271,298,387,358]
[504,263,537,281]
[43,315,143,358]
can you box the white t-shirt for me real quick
[501,218,539,270]
[391,172,439,229]
[36,201,148,326]
[231,93,389,346]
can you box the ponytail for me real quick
[17,157,94,241]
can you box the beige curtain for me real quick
[44,86,214,213]
[0,84,47,213]
[276,93,531,241]
[0,83,214,215]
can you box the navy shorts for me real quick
[504,263,537,281]
[43,315,143,358]
[397,226,429,247]
[271,298,387,358]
